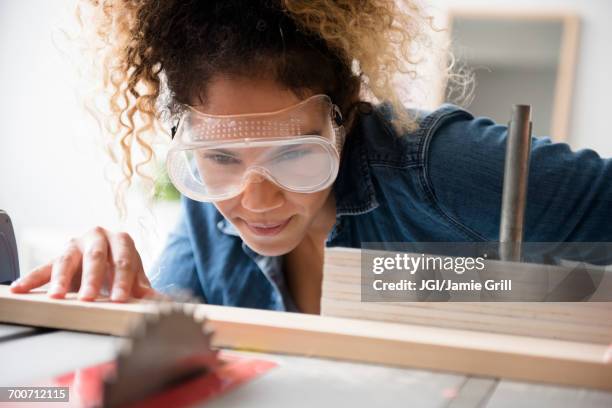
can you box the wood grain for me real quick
[1,285,611,390]
[321,248,612,344]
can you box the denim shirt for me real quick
[149,102,612,311]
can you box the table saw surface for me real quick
[1,323,611,408]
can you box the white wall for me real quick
[425,0,612,156]
[468,67,557,138]
[0,0,178,274]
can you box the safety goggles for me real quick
[166,94,345,202]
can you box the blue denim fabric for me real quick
[149,103,612,311]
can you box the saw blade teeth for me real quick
[121,344,132,358]
[116,348,131,366]
[130,317,152,337]
[143,312,159,326]
[118,337,133,356]
[104,301,219,408]
[157,303,170,316]
[132,315,154,337]
[183,302,196,316]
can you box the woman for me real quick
[10,0,612,313]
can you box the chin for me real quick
[239,230,303,257]
[245,242,295,257]
[233,216,306,256]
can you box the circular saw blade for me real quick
[102,302,220,408]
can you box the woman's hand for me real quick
[9,226,160,302]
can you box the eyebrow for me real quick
[272,142,317,155]
[275,145,302,153]
[206,148,238,156]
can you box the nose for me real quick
[240,170,285,213]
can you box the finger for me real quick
[132,259,153,299]
[107,232,139,302]
[78,227,110,301]
[133,282,156,299]
[133,270,168,301]
[48,241,83,299]
[132,266,164,299]
[138,287,170,301]
[9,263,53,293]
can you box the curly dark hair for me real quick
[77,0,443,214]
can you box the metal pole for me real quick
[499,105,532,262]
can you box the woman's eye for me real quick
[203,154,240,165]
[274,149,310,162]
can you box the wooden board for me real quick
[321,247,612,344]
[0,285,611,391]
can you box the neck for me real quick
[308,189,338,242]
[284,190,337,314]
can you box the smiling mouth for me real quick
[243,217,292,236]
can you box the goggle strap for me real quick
[331,103,346,155]
[332,104,344,126]
[171,118,180,140]
[334,126,346,156]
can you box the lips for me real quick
[243,217,292,237]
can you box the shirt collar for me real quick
[216,219,240,236]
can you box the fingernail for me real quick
[10,279,21,287]
[604,344,612,363]
[80,285,95,299]
[49,284,63,294]
[47,284,64,298]
[112,288,127,301]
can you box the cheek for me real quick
[214,189,329,219]
[284,190,329,215]
[213,197,241,218]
